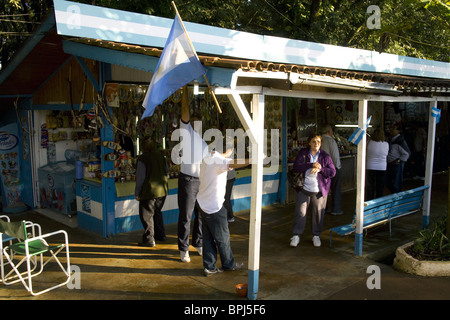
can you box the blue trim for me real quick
[233,172,280,186]
[78,212,103,234]
[422,215,430,229]
[54,0,450,80]
[62,40,235,88]
[63,40,159,73]
[115,215,142,234]
[278,97,288,204]
[74,56,100,91]
[113,192,278,234]
[247,269,259,300]
[231,193,278,212]
[115,208,180,234]
[354,232,363,256]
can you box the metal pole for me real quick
[247,94,264,300]
[423,98,437,228]
[354,100,368,256]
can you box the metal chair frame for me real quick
[1,219,71,296]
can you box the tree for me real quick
[1,0,448,70]
[0,0,53,68]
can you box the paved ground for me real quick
[0,172,449,311]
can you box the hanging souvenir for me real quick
[41,124,48,148]
[102,140,122,151]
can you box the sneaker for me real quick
[312,236,321,247]
[194,246,203,256]
[203,267,223,277]
[290,235,300,247]
[224,262,244,271]
[180,251,190,263]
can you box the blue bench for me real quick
[329,185,430,247]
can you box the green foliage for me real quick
[410,216,450,261]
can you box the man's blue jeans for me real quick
[199,205,235,271]
[177,173,202,251]
[387,162,404,193]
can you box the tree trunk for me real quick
[307,0,321,34]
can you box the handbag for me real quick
[287,169,304,190]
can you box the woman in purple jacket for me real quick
[290,134,336,247]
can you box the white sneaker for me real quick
[180,251,190,263]
[194,246,203,256]
[312,236,321,247]
[290,235,300,247]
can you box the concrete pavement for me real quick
[0,172,449,303]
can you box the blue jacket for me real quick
[293,147,336,197]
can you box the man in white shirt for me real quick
[174,87,208,263]
[197,149,249,276]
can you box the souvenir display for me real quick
[102,140,122,151]
[0,123,23,210]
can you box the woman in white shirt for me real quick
[366,128,389,200]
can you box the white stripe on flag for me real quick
[431,107,441,123]
[348,128,365,145]
[348,115,372,145]
[142,14,205,119]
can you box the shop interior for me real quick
[34,82,445,218]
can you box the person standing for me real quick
[365,128,389,200]
[224,168,236,222]
[197,149,247,276]
[387,125,410,193]
[135,139,168,247]
[412,121,427,180]
[290,134,336,248]
[175,86,208,263]
[320,125,343,215]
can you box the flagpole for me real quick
[171,1,222,114]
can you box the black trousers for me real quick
[224,178,236,220]
[365,169,386,201]
[139,196,166,243]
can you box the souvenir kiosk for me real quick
[75,82,282,236]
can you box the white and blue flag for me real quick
[142,14,205,119]
[431,107,441,124]
[348,115,372,145]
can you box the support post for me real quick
[423,98,438,228]
[226,91,264,300]
[354,100,368,256]
[247,94,264,300]
[279,97,288,204]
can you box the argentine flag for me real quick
[348,115,372,145]
[431,107,441,124]
[142,14,205,119]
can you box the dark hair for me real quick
[141,138,155,152]
[371,128,385,142]
[307,134,321,144]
